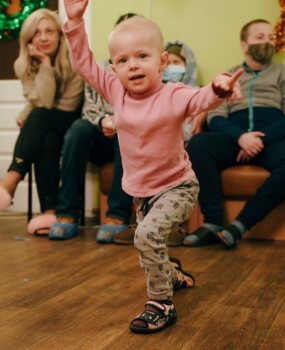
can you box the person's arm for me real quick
[15,65,57,109]
[14,64,57,125]
[55,71,84,112]
[182,69,243,119]
[190,112,207,135]
[63,20,118,106]
[81,84,102,125]
[81,84,109,125]
[81,83,116,138]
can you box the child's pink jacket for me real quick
[64,21,224,197]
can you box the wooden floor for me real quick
[1,214,285,350]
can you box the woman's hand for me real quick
[28,44,51,66]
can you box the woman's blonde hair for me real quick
[14,8,71,85]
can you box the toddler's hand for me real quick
[213,68,244,104]
[64,0,89,28]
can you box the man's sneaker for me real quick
[114,224,136,245]
[96,217,127,243]
[168,221,187,247]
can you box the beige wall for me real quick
[91,0,285,85]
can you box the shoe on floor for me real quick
[129,301,177,334]
[217,224,242,250]
[27,214,56,235]
[114,224,136,245]
[0,187,12,211]
[49,218,78,240]
[168,221,187,247]
[183,226,219,247]
[96,217,127,243]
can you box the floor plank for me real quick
[0,215,284,350]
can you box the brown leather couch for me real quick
[99,163,285,241]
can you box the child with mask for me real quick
[163,41,197,86]
[62,0,243,334]
[163,41,207,143]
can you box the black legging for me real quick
[187,132,285,230]
[8,107,79,212]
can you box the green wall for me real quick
[91,0,284,84]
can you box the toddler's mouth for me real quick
[130,75,144,80]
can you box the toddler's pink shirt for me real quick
[64,22,224,197]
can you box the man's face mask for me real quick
[163,65,186,83]
[247,42,275,64]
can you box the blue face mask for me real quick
[163,65,186,83]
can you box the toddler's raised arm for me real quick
[64,0,89,29]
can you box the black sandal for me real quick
[170,257,195,290]
[129,301,177,334]
[217,224,241,250]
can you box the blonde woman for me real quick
[0,8,83,235]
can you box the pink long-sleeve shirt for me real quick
[64,22,225,197]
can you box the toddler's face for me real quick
[109,29,167,96]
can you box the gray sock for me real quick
[232,220,247,236]
[185,223,221,244]
[220,220,246,245]
[204,223,221,234]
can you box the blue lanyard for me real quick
[248,72,258,131]
[242,62,267,132]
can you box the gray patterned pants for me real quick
[134,177,199,301]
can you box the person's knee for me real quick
[134,224,149,249]
[29,107,50,118]
[25,108,50,127]
[65,119,93,144]
[43,133,61,152]
[187,132,220,160]
[188,133,211,151]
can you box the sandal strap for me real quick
[135,310,161,325]
[170,257,195,290]
[145,300,166,311]
[133,301,173,325]
[129,301,177,333]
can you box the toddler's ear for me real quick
[160,51,168,71]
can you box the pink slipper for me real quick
[0,187,12,211]
[27,214,56,235]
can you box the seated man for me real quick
[184,19,285,249]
